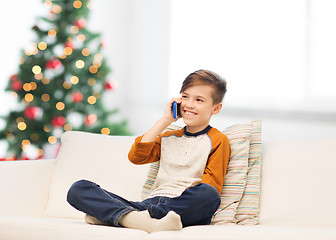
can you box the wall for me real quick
[86,0,172,134]
[1,0,336,157]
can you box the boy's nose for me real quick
[185,100,195,109]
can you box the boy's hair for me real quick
[180,70,227,104]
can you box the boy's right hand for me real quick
[141,98,181,143]
[163,97,182,123]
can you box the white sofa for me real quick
[1,124,336,240]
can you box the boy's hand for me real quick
[141,97,181,143]
[163,97,182,122]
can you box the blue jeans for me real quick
[67,180,220,227]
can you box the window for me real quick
[169,0,336,112]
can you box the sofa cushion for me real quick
[211,122,252,224]
[148,224,336,240]
[259,138,336,227]
[0,160,55,217]
[0,216,148,240]
[234,119,262,225]
[44,132,149,219]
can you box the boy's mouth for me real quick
[184,110,197,116]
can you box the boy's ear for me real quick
[212,102,222,115]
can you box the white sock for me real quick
[119,210,183,233]
[85,214,106,225]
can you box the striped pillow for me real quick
[141,161,160,199]
[234,119,262,225]
[211,122,252,224]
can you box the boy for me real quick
[67,69,230,233]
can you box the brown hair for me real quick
[179,70,227,104]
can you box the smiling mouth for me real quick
[184,110,197,116]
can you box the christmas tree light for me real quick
[0,0,131,160]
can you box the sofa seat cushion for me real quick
[148,225,336,240]
[0,216,148,240]
[2,216,335,240]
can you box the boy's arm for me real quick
[141,98,181,143]
[128,97,182,164]
[141,117,172,143]
[128,135,161,165]
[201,133,230,195]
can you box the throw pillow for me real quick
[211,122,252,224]
[234,119,262,225]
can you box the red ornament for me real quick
[10,74,19,81]
[46,59,62,69]
[104,80,118,90]
[24,106,41,120]
[84,114,97,126]
[64,41,75,50]
[51,116,66,127]
[72,92,83,103]
[10,74,23,91]
[11,80,23,91]
[74,18,86,29]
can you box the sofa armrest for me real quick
[0,159,55,217]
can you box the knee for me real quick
[196,184,221,216]
[195,184,220,204]
[67,179,94,205]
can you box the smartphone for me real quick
[172,102,181,119]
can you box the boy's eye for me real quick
[197,98,204,102]
[182,95,188,99]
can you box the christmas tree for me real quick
[0,0,131,160]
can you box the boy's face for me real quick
[180,84,222,133]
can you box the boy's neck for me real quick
[184,125,211,136]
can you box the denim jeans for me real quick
[67,179,220,227]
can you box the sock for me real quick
[119,210,183,233]
[85,214,107,225]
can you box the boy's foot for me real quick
[85,214,106,225]
[119,210,183,233]
[153,211,183,233]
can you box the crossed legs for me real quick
[67,180,220,232]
